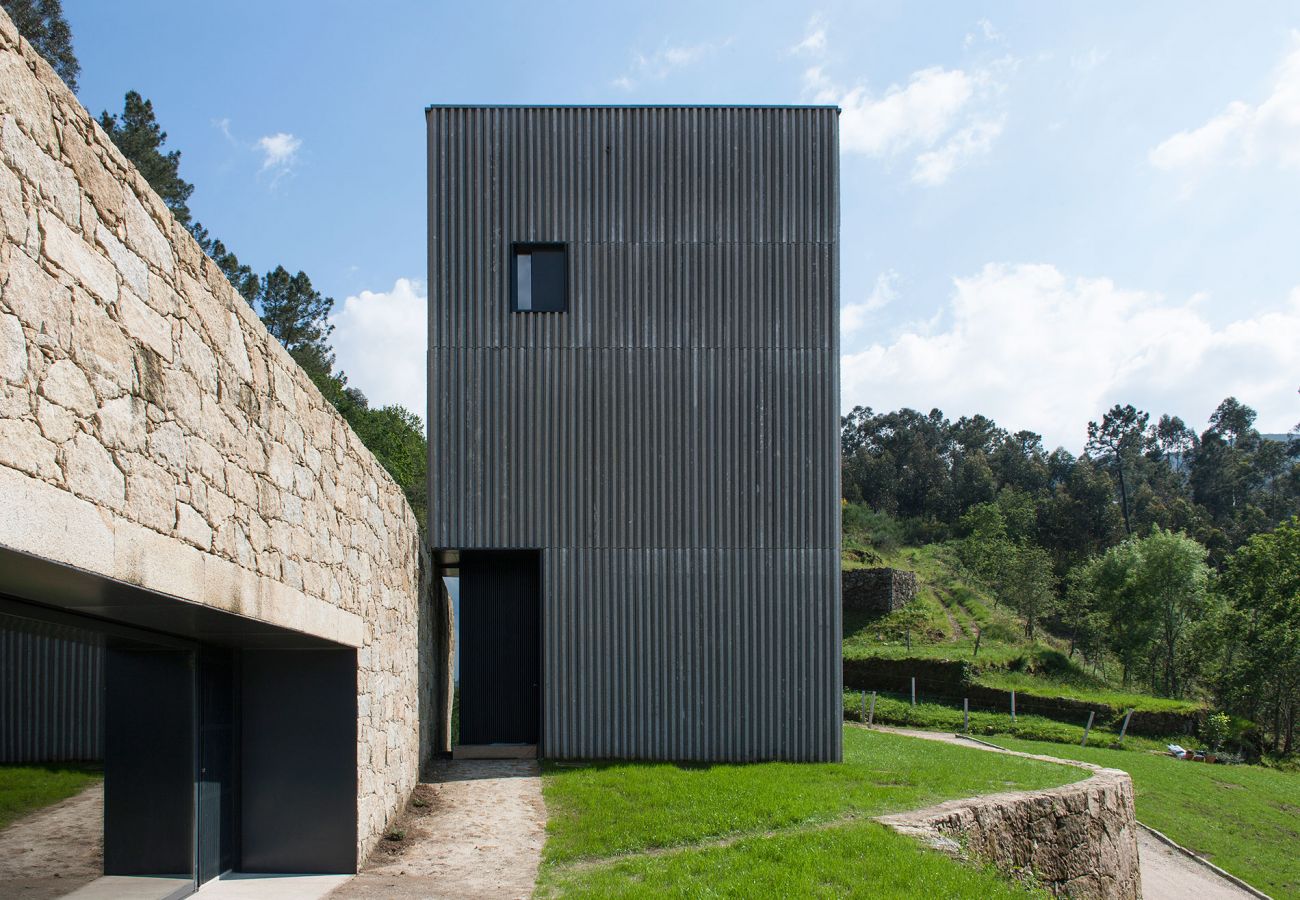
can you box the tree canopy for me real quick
[3,0,78,90]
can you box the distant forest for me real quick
[841,399,1300,753]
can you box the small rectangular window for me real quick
[511,243,566,312]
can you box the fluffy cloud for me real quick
[804,58,1009,184]
[329,278,427,425]
[912,117,1005,186]
[841,270,899,335]
[613,38,733,90]
[841,263,1300,449]
[789,14,826,56]
[1150,31,1300,172]
[257,132,302,177]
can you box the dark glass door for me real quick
[197,647,236,885]
[459,550,540,745]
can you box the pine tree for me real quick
[99,91,195,226]
[257,266,335,380]
[3,0,79,91]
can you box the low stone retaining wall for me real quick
[877,752,1140,899]
[843,567,917,613]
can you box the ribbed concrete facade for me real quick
[427,106,841,761]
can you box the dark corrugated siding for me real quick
[0,619,104,762]
[427,106,841,761]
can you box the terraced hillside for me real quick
[841,516,1204,743]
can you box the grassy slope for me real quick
[842,533,1201,718]
[538,726,1079,897]
[988,737,1300,899]
[0,763,101,831]
[541,821,1047,899]
[843,693,1170,753]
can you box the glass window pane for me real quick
[516,253,532,311]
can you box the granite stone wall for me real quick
[878,754,1141,899]
[0,10,431,863]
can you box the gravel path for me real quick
[331,759,546,900]
[0,780,103,900]
[867,725,1261,899]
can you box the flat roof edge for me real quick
[424,103,841,113]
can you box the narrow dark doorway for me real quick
[458,550,540,747]
[197,647,237,884]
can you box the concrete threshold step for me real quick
[452,743,538,759]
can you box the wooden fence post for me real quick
[868,691,877,727]
[963,698,969,733]
[1011,690,1016,722]
[1081,710,1096,747]
[1118,708,1134,742]
[910,677,916,707]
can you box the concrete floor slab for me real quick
[60,875,192,899]
[194,873,353,899]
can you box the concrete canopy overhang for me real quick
[0,545,347,650]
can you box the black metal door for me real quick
[103,645,194,878]
[459,550,540,745]
[197,647,236,885]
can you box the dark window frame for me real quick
[510,242,568,313]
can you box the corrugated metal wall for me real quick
[427,106,841,761]
[0,614,104,762]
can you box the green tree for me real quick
[1006,544,1056,640]
[3,0,78,90]
[257,266,335,380]
[99,91,195,227]
[191,223,259,306]
[1135,527,1210,697]
[1086,404,1151,536]
[1215,517,1300,754]
[1074,540,1156,688]
[957,501,1015,606]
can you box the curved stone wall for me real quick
[0,11,430,861]
[877,751,1141,899]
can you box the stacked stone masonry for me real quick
[842,567,918,613]
[0,12,429,863]
[878,758,1141,899]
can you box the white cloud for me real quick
[841,270,899,335]
[1150,31,1300,173]
[964,18,1001,49]
[613,38,733,90]
[330,278,428,425]
[912,116,1004,186]
[256,132,302,177]
[841,263,1300,449]
[804,57,1010,183]
[789,14,826,56]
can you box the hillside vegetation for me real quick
[842,509,1201,722]
[840,397,1300,758]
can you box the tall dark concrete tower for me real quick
[427,105,841,761]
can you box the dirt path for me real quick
[0,780,103,900]
[866,726,1261,899]
[934,588,967,639]
[332,759,546,900]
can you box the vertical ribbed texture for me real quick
[0,616,104,763]
[428,106,841,762]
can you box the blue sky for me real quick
[65,1,1300,449]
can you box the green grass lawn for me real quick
[537,726,1081,898]
[986,737,1300,899]
[844,693,1172,753]
[540,820,1047,899]
[0,763,102,831]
